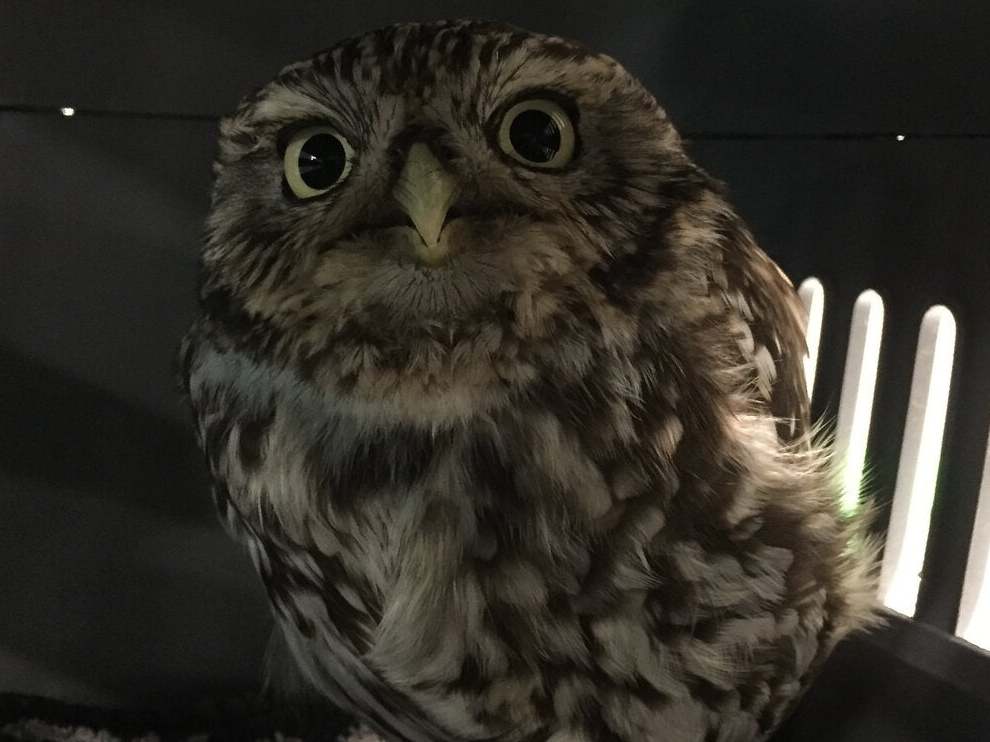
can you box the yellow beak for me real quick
[392,142,461,265]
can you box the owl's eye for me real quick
[282,126,354,199]
[497,98,576,169]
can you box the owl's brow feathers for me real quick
[226,23,593,134]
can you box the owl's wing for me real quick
[718,223,812,443]
[179,327,490,742]
[230,509,471,742]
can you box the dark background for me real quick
[2,1,990,739]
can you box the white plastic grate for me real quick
[879,305,957,617]
[956,428,990,649]
[834,290,885,513]
[797,277,825,403]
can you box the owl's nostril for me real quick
[446,204,465,221]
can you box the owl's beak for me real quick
[392,142,461,266]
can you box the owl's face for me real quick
[202,20,711,420]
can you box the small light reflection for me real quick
[60,107,76,117]
[896,134,906,142]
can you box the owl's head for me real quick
[201,20,716,421]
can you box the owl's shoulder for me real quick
[712,219,811,442]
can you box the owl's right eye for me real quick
[282,126,354,199]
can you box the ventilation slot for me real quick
[834,290,885,513]
[956,428,990,649]
[798,277,825,402]
[880,305,957,616]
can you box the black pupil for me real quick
[509,109,561,163]
[297,133,346,189]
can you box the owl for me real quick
[179,19,879,742]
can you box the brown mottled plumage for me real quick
[178,20,879,742]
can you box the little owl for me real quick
[179,19,878,742]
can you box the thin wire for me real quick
[3,103,990,140]
[0,103,218,122]
[685,131,990,141]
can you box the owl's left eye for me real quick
[497,98,577,169]
[282,126,354,199]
